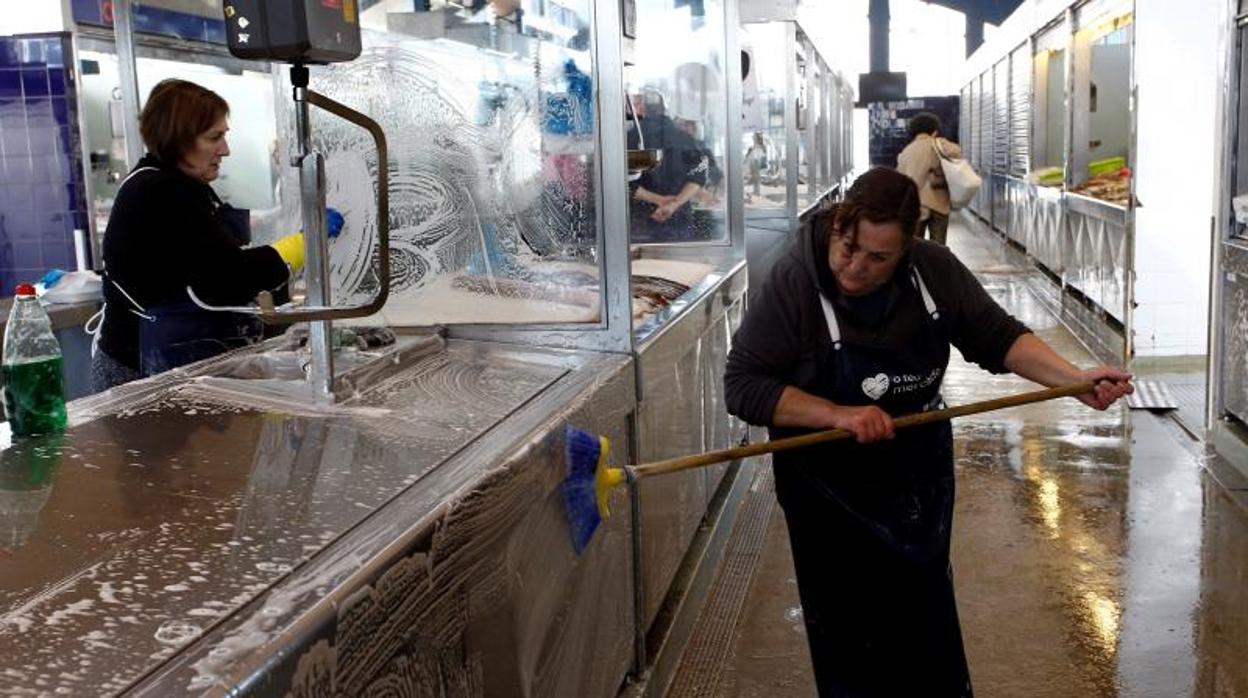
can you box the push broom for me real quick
[561,381,1099,553]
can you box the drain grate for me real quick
[1126,379,1179,411]
[667,465,777,698]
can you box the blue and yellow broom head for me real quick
[562,424,613,554]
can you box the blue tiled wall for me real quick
[71,0,227,44]
[0,34,88,297]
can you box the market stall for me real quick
[960,0,1217,366]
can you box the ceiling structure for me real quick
[859,0,1024,103]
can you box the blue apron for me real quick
[135,301,261,376]
[775,266,973,697]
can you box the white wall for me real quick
[0,1,67,35]
[1131,0,1219,357]
[79,52,278,213]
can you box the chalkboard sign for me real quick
[868,95,961,169]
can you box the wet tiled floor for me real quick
[690,222,1248,697]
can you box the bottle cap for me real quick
[14,283,35,297]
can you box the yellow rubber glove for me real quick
[271,232,306,272]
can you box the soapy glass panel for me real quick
[273,7,602,326]
[626,0,729,243]
[79,51,278,238]
[740,22,789,219]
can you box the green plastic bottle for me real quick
[2,284,66,436]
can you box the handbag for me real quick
[933,139,981,209]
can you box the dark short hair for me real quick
[908,111,941,139]
[139,79,229,165]
[827,167,922,242]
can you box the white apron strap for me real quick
[103,165,161,324]
[120,165,159,187]
[910,266,940,320]
[819,294,843,351]
[821,264,940,351]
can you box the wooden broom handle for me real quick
[632,381,1098,479]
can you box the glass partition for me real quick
[266,0,604,326]
[625,0,730,244]
[740,22,789,219]
[1030,46,1067,182]
[1071,13,1131,203]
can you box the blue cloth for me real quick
[326,207,344,238]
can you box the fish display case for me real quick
[0,0,767,693]
[738,16,854,233]
[960,0,1216,365]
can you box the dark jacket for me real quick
[98,156,290,370]
[724,214,1030,429]
[628,113,713,197]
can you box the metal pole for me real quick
[805,37,817,199]
[589,0,634,354]
[626,465,647,677]
[69,33,102,269]
[292,66,334,403]
[784,22,798,231]
[869,0,890,72]
[1062,8,1076,289]
[1207,0,1240,427]
[112,0,144,168]
[1123,3,1138,366]
[724,0,745,257]
[966,13,984,58]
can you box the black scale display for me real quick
[222,0,361,64]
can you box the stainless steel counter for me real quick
[631,251,749,628]
[0,248,748,695]
[0,335,638,695]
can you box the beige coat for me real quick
[896,133,963,217]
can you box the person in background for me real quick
[724,168,1132,696]
[627,88,716,242]
[896,111,961,246]
[90,79,341,392]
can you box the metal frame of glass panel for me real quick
[1210,0,1248,455]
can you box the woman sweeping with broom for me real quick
[723,168,1132,697]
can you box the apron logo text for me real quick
[861,368,945,401]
